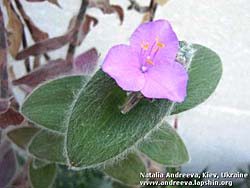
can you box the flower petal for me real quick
[141,61,188,102]
[102,45,145,91]
[130,19,179,63]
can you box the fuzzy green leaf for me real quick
[33,158,51,169]
[22,76,87,133]
[66,70,172,168]
[29,163,57,188]
[139,121,189,166]
[28,130,66,164]
[172,44,222,114]
[104,153,146,185]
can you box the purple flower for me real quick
[102,20,188,102]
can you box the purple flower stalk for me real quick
[102,20,188,102]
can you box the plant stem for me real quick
[21,26,31,72]
[66,0,89,63]
[149,0,158,21]
[174,117,178,130]
[0,6,9,98]
[127,0,150,13]
[120,92,144,114]
[10,2,31,72]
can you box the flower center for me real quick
[140,36,165,68]
[141,65,148,72]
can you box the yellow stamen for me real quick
[157,42,165,48]
[141,42,149,50]
[146,59,154,65]
[155,36,165,48]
